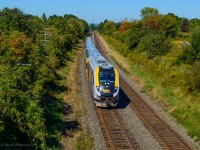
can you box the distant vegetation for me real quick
[98,7,200,142]
[0,7,88,149]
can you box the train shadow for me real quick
[115,87,130,109]
[99,88,130,110]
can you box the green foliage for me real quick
[142,15,163,32]
[90,23,98,31]
[41,13,47,24]
[191,28,200,59]
[137,32,171,58]
[0,7,37,37]
[189,18,200,32]
[0,7,88,149]
[101,21,117,36]
[98,7,200,141]
[123,28,141,50]
[140,7,159,19]
[185,61,200,92]
[176,43,193,64]
[160,14,179,38]
[177,28,200,64]
[101,33,200,141]
[98,22,104,33]
[76,132,94,150]
[142,14,179,38]
[172,101,200,141]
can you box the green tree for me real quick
[137,32,171,58]
[189,18,200,32]
[90,23,97,31]
[0,7,88,149]
[0,8,34,36]
[41,13,47,25]
[191,27,200,59]
[140,7,159,19]
[102,21,117,36]
[160,14,179,38]
[0,31,47,149]
[186,61,200,91]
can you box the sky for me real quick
[1,0,200,24]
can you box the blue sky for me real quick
[1,0,200,24]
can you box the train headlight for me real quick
[96,86,100,92]
[114,87,118,93]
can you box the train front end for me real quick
[93,66,120,107]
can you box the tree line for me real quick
[98,7,200,91]
[97,7,200,141]
[0,7,88,149]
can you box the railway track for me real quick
[95,107,138,150]
[93,32,192,150]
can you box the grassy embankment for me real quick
[97,33,200,144]
[46,39,93,150]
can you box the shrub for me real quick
[191,28,200,59]
[185,61,200,92]
[137,32,171,58]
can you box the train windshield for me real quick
[99,73,114,83]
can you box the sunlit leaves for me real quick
[0,7,88,149]
[191,28,200,59]
[101,21,117,36]
[140,7,159,19]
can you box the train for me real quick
[84,36,120,107]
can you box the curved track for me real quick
[93,32,192,150]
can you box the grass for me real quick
[46,39,93,149]
[97,33,200,145]
[60,39,93,150]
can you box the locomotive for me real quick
[84,37,120,107]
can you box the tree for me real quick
[90,23,97,31]
[137,32,171,58]
[140,7,159,19]
[118,20,132,33]
[160,14,179,38]
[102,21,117,36]
[0,7,89,149]
[189,18,200,32]
[142,15,162,31]
[41,13,47,24]
[191,28,200,59]
[0,8,34,36]
[180,19,189,32]
[0,31,47,149]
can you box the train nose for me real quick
[99,82,114,98]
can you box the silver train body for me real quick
[84,37,120,107]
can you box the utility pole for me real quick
[40,28,52,45]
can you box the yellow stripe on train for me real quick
[114,67,119,87]
[95,67,99,86]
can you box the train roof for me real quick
[85,37,101,57]
[85,37,113,70]
[88,55,113,70]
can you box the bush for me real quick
[137,32,171,58]
[191,28,200,59]
[185,61,200,92]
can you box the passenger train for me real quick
[84,36,120,107]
